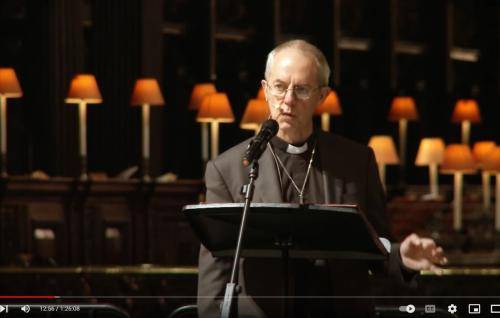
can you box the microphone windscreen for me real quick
[260,119,279,135]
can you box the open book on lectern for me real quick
[183,203,390,261]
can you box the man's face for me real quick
[262,48,327,140]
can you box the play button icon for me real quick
[0,305,6,313]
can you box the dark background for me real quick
[0,2,499,315]
[0,0,498,184]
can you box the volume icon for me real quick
[21,305,30,313]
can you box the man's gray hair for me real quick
[264,39,331,86]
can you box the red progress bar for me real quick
[0,296,57,299]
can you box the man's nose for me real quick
[283,88,297,105]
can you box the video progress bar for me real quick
[0,296,57,299]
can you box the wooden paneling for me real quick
[0,177,202,266]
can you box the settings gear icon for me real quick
[448,304,458,314]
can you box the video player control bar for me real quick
[0,304,128,317]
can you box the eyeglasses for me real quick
[265,82,322,101]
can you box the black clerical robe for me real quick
[198,131,411,318]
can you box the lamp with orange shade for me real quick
[415,138,445,200]
[473,141,497,211]
[130,78,165,181]
[451,99,481,145]
[240,99,269,135]
[482,147,500,231]
[368,135,399,192]
[314,90,341,132]
[196,93,234,160]
[388,96,418,167]
[0,68,23,177]
[65,74,102,180]
[189,83,217,162]
[441,144,477,231]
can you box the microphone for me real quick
[242,119,279,167]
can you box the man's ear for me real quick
[319,86,331,103]
[261,80,268,102]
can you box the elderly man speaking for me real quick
[197,39,446,318]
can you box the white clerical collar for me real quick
[286,142,308,154]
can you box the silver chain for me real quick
[268,140,317,204]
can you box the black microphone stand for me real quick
[220,161,259,318]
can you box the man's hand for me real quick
[400,233,447,275]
